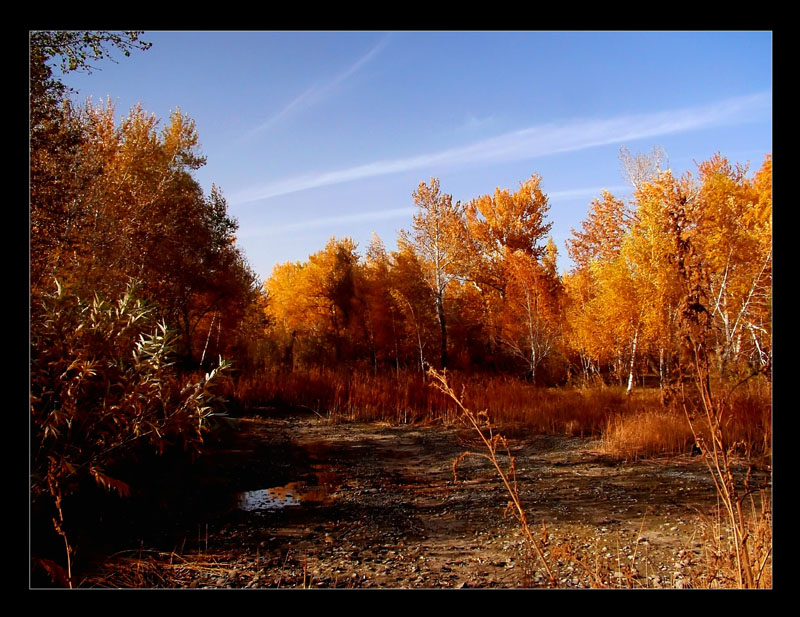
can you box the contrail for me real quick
[241,35,390,140]
[237,207,414,238]
[228,91,771,206]
[236,185,632,239]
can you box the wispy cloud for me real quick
[237,206,414,239]
[241,36,390,140]
[238,185,633,240]
[229,91,771,206]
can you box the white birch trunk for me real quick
[626,325,639,396]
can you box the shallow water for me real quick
[236,468,340,511]
[237,485,303,511]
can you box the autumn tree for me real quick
[227,285,273,372]
[564,147,669,391]
[65,102,256,364]
[30,31,152,295]
[400,179,470,368]
[465,174,552,296]
[389,239,439,373]
[623,169,700,391]
[31,30,259,368]
[306,237,364,364]
[264,237,366,368]
[694,155,772,377]
[565,189,640,390]
[562,268,602,381]
[498,248,563,381]
[264,261,309,369]
[361,233,403,373]
[566,190,632,272]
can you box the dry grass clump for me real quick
[598,378,770,461]
[79,549,237,588]
[601,409,696,461]
[460,379,628,437]
[682,490,772,588]
[233,368,456,423]
[721,379,772,458]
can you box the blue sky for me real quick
[55,30,772,280]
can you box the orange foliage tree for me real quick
[693,155,772,377]
[463,175,557,376]
[31,96,259,366]
[400,178,471,368]
[564,152,771,391]
[265,237,366,368]
[389,238,439,373]
[465,174,552,293]
[361,233,404,373]
[498,245,563,380]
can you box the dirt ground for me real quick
[80,408,771,589]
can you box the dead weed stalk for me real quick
[670,199,772,588]
[427,365,556,587]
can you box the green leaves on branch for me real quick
[30,31,151,75]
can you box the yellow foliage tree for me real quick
[400,178,470,368]
[465,174,552,295]
[694,155,772,376]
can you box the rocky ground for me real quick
[79,409,771,589]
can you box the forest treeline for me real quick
[262,155,772,393]
[30,32,771,586]
[29,32,773,399]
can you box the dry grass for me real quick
[601,409,696,461]
[600,379,770,461]
[234,367,635,433]
[682,490,772,588]
[233,368,456,424]
[232,368,770,460]
[78,549,238,588]
[721,379,772,458]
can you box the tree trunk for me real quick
[626,325,639,396]
[200,310,218,367]
[436,292,448,369]
[391,312,400,380]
